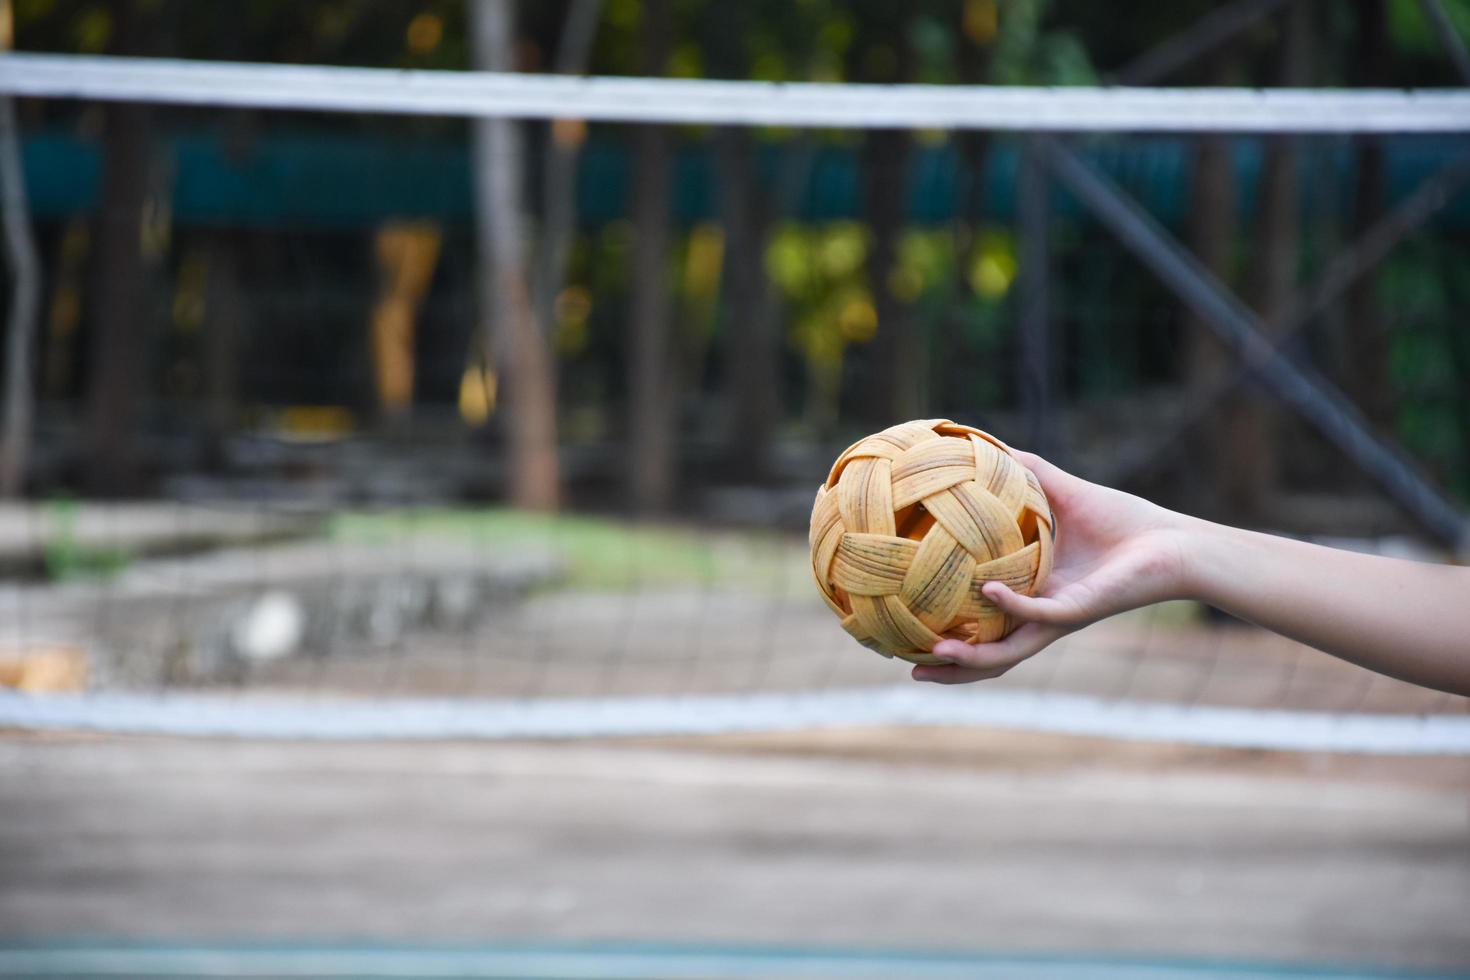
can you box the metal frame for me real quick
[1039,138,1469,549]
[1097,154,1470,488]
[1017,1,1470,550]
[1110,0,1294,85]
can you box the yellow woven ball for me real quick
[809,419,1055,665]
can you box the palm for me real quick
[1026,453,1185,628]
[915,452,1187,684]
[1038,531,1179,627]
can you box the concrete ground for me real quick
[1,732,1467,973]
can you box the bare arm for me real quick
[1182,520,1470,695]
[914,453,1470,697]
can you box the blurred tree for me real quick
[849,3,918,424]
[938,0,997,417]
[199,229,243,470]
[1183,49,1243,514]
[191,2,251,471]
[1221,0,1314,518]
[83,0,158,494]
[0,0,41,496]
[627,0,675,512]
[1346,0,1393,428]
[1435,244,1470,499]
[705,1,778,479]
[774,223,875,434]
[533,0,603,380]
[991,0,1095,84]
[1388,0,1470,84]
[471,0,560,509]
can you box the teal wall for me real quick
[21,128,1470,230]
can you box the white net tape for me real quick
[3,688,1470,754]
[3,53,1470,131]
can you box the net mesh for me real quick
[1,58,1468,750]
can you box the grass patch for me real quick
[43,499,131,582]
[329,507,805,592]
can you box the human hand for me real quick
[912,451,1192,684]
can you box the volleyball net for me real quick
[1,53,1468,752]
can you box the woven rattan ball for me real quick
[809,419,1055,665]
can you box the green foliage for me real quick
[967,227,1018,300]
[13,0,58,22]
[892,229,954,301]
[910,14,957,83]
[992,0,1097,85]
[71,5,111,52]
[1381,242,1470,501]
[767,222,874,366]
[42,499,131,582]
[1388,0,1470,58]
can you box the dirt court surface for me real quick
[2,730,1467,973]
[3,524,1469,973]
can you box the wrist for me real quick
[1170,513,1237,607]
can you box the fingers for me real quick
[1009,449,1086,501]
[910,662,1009,685]
[1009,448,1062,482]
[911,621,1064,685]
[980,581,1076,626]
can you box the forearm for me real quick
[1180,516,1470,696]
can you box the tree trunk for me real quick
[863,128,917,423]
[1437,249,1470,493]
[1185,134,1239,513]
[945,19,993,419]
[627,0,675,513]
[41,220,87,401]
[471,0,559,510]
[705,3,780,478]
[0,0,40,496]
[81,0,170,496]
[200,231,243,471]
[847,13,917,426]
[532,0,602,345]
[715,127,779,480]
[1346,0,1391,427]
[1182,52,1241,512]
[1221,0,1312,518]
[1016,137,1054,456]
[83,99,152,495]
[1185,136,1237,387]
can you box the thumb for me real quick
[981,581,1074,626]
